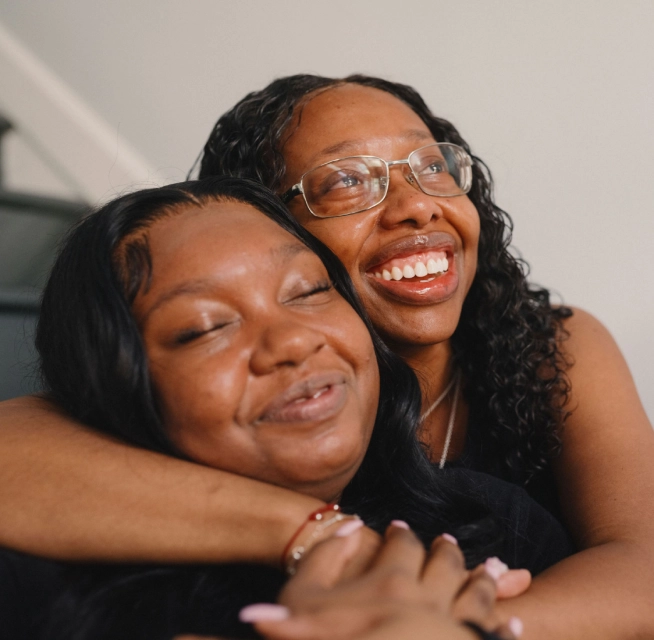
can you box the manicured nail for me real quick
[390,519,411,530]
[334,519,364,537]
[484,556,509,580]
[508,616,524,637]
[442,533,458,545]
[239,604,290,623]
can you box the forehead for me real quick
[138,201,310,298]
[146,200,298,263]
[283,84,434,169]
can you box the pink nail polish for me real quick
[484,556,509,580]
[334,519,364,537]
[390,519,410,530]
[442,533,458,545]
[508,616,524,637]
[239,603,290,623]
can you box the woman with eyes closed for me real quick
[0,75,653,639]
[13,177,554,640]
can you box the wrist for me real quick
[282,503,361,574]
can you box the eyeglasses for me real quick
[281,143,473,219]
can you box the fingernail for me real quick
[390,519,411,530]
[484,556,509,580]
[334,519,364,537]
[442,533,458,545]
[508,616,524,637]
[239,603,290,623]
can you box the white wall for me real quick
[1,0,652,419]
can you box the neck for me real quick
[386,339,454,406]
[386,338,467,463]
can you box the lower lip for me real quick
[366,261,459,306]
[262,383,348,423]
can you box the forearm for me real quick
[497,541,654,639]
[0,396,322,563]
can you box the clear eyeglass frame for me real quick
[281,142,473,219]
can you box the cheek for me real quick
[330,316,380,422]
[148,352,245,455]
[299,215,373,275]
[449,198,480,285]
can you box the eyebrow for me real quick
[311,130,434,165]
[140,241,313,322]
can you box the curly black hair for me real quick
[196,74,572,484]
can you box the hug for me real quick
[1,74,653,639]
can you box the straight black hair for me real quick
[37,175,494,549]
[37,176,501,640]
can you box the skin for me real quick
[176,526,521,640]
[278,84,654,639]
[1,84,653,639]
[281,84,479,456]
[131,201,379,503]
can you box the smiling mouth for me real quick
[368,250,449,283]
[260,372,348,424]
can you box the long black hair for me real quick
[37,177,571,640]
[197,74,572,484]
[36,175,492,548]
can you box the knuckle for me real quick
[470,578,497,610]
[376,571,414,600]
[432,540,465,571]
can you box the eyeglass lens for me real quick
[302,144,470,218]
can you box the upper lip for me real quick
[364,232,456,272]
[259,370,347,422]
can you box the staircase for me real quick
[0,116,86,400]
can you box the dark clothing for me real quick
[454,408,565,522]
[0,549,65,640]
[1,467,574,640]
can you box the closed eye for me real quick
[302,281,334,297]
[286,279,335,305]
[175,322,231,345]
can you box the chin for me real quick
[278,449,365,502]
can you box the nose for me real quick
[250,317,327,375]
[377,166,444,230]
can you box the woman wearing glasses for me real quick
[1,74,653,638]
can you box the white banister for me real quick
[0,21,155,203]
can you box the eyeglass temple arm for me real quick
[281,184,303,204]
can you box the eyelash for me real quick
[174,281,333,345]
[299,279,334,298]
[175,323,227,345]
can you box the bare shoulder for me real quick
[557,306,643,407]
[552,306,654,544]
[559,305,620,351]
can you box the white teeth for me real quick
[403,265,415,278]
[426,257,448,274]
[376,257,448,281]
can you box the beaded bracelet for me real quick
[282,503,361,575]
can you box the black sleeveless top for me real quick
[1,464,574,640]
[1,413,575,639]
[451,405,566,523]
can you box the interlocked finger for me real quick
[420,534,469,611]
[452,564,499,629]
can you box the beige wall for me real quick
[1,0,653,419]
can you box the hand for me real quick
[290,518,529,599]
[243,522,524,640]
